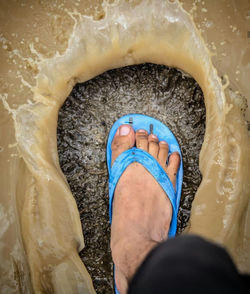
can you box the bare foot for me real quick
[110,124,180,293]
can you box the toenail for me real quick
[137,129,146,133]
[151,134,158,139]
[160,141,168,145]
[119,125,131,136]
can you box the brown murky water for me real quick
[57,63,206,293]
[1,1,249,292]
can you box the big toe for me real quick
[111,125,135,165]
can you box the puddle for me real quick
[57,63,206,293]
[0,1,249,293]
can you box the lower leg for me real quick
[112,236,157,293]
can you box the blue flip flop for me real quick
[106,114,183,293]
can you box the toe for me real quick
[111,125,135,165]
[148,134,159,159]
[158,141,169,168]
[136,129,148,151]
[166,152,181,189]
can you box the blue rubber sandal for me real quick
[106,114,183,293]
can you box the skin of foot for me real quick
[110,124,180,294]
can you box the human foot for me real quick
[110,124,180,293]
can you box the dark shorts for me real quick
[128,235,250,294]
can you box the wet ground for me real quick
[57,63,206,293]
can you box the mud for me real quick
[57,63,206,293]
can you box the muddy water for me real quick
[57,63,205,293]
[1,0,250,293]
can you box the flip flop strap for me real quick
[109,147,177,237]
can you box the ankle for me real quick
[111,236,158,281]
